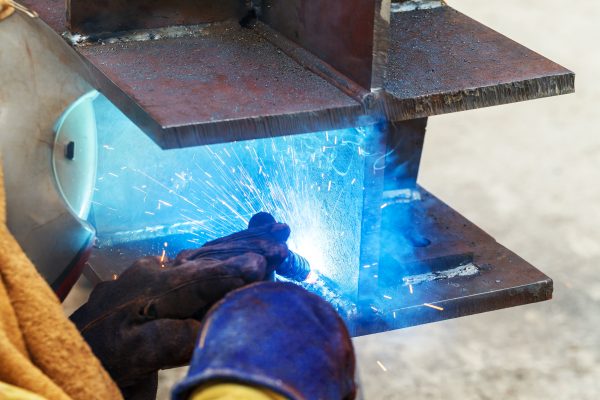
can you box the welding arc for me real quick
[248,212,312,282]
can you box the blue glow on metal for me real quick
[91,94,382,295]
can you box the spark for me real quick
[158,200,173,208]
[393,311,397,319]
[305,271,319,284]
[108,172,119,178]
[103,145,115,150]
[409,284,414,294]
[133,186,148,202]
[376,361,388,372]
[112,274,118,280]
[92,123,382,297]
[160,249,166,263]
[423,303,444,311]
[383,295,392,300]
[371,306,379,313]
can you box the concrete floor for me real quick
[63,1,600,398]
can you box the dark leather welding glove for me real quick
[172,282,357,400]
[70,222,290,400]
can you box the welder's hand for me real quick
[173,219,289,275]
[172,282,357,400]
[70,222,290,400]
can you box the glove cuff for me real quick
[172,282,356,400]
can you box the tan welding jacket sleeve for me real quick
[0,163,123,400]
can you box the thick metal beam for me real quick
[261,0,378,89]
[85,185,553,336]
[72,21,364,149]
[351,187,553,336]
[383,118,427,190]
[384,7,575,118]
[22,2,574,148]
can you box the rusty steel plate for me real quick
[351,187,553,336]
[74,22,364,149]
[84,186,552,336]
[23,2,574,148]
[384,7,575,119]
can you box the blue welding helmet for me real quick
[0,13,98,300]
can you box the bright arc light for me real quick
[91,93,382,295]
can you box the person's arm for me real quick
[0,0,15,21]
[70,220,290,399]
[0,382,47,400]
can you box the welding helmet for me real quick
[0,12,98,299]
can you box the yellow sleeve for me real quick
[0,382,47,400]
[0,0,16,22]
[190,383,287,400]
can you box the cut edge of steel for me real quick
[382,73,575,122]
[350,279,553,336]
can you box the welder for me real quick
[0,164,356,400]
[0,3,356,400]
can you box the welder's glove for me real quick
[172,282,357,400]
[71,222,290,400]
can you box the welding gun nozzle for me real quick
[277,250,311,282]
[247,213,311,281]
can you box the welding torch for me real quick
[248,212,311,282]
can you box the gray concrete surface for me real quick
[63,1,600,398]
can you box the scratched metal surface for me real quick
[74,21,363,148]
[350,187,552,336]
[384,7,575,119]
[21,0,365,148]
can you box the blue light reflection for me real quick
[92,94,378,295]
